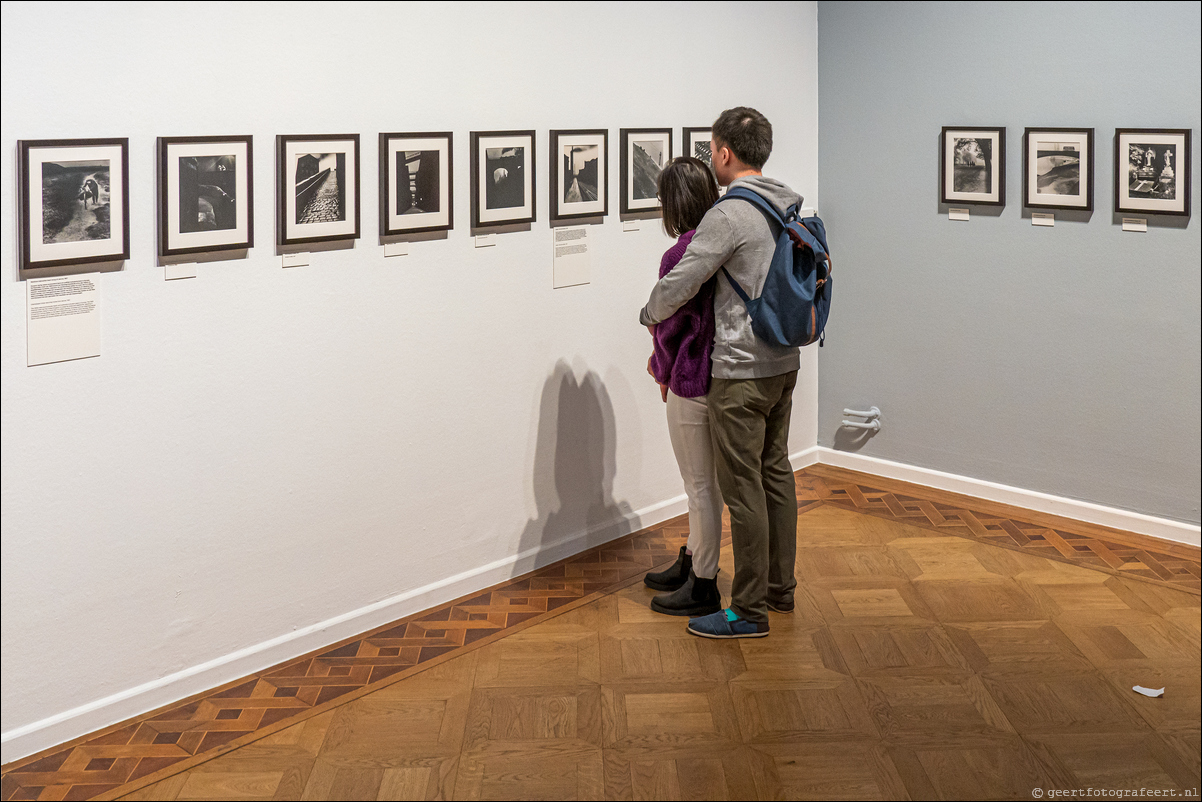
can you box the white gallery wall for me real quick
[0,2,819,760]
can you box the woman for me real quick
[643,157,723,617]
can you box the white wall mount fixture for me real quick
[841,405,881,431]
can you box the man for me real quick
[639,107,802,639]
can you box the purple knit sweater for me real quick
[649,230,715,398]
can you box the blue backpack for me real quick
[716,187,832,348]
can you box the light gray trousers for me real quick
[665,391,723,579]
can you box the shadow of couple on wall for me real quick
[518,360,634,572]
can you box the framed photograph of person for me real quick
[18,138,130,276]
[157,135,254,258]
[940,126,1006,206]
[276,134,360,246]
[1115,128,1191,217]
[1022,128,1093,212]
[620,128,672,215]
[379,132,453,236]
[470,130,536,228]
[549,129,607,221]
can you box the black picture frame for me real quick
[549,129,608,222]
[939,126,1006,207]
[1114,128,1191,218]
[682,127,713,168]
[18,137,131,277]
[378,131,454,236]
[276,133,361,247]
[157,135,254,258]
[470,130,536,229]
[620,128,672,215]
[1022,127,1094,212]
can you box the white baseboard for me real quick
[0,492,688,765]
[790,445,823,471]
[807,447,1200,548]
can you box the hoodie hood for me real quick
[728,175,804,218]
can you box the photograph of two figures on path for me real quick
[41,160,111,243]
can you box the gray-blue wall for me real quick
[817,1,1201,524]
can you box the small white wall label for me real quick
[282,252,309,268]
[622,219,641,232]
[164,263,197,280]
[475,234,496,248]
[949,208,970,221]
[1122,218,1148,232]
[1032,213,1054,227]
[384,241,408,257]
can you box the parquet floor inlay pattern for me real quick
[3,467,1199,801]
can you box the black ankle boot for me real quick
[644,546,691,591]
[650,570,722,617]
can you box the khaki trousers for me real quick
[706,371,798,624]
[665,391,723,580]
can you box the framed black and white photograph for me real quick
[940,126,1005,206]
[1023,128,1093,211]
[683,127,713,171]
[1115,128,1191,217]
[549,129,607,221]
[158,135,253,258]
[621,128,672,215]
[18,138,130,276]
[277,134,360,246]
[470,130,536,228]
[379,132,453,236]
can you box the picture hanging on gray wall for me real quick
[158,135,254,258]
[620,128,672,215]
[379,132,453,236]
[940,126,1005,206]
[1022,128,1093,212]
[549,129,607,221]
[1115,128,1191,218]
[276,134,361,246]
[17,138,131,276]
[470,130,536,228]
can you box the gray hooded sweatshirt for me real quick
[639,175,804,380]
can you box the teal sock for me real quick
[724,609,739,622]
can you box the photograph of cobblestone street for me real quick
[295,152,346,224]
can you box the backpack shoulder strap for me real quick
[717,187,787,231]
[722,189,828,260]
[714,187,789,303]
[719,266,752,305]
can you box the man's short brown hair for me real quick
[712,107,772,170]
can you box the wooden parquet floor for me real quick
[3,466,1200,801]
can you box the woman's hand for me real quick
[647,355,656,378]
[659,383,669,403]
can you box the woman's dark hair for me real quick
[657,156,720,238]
